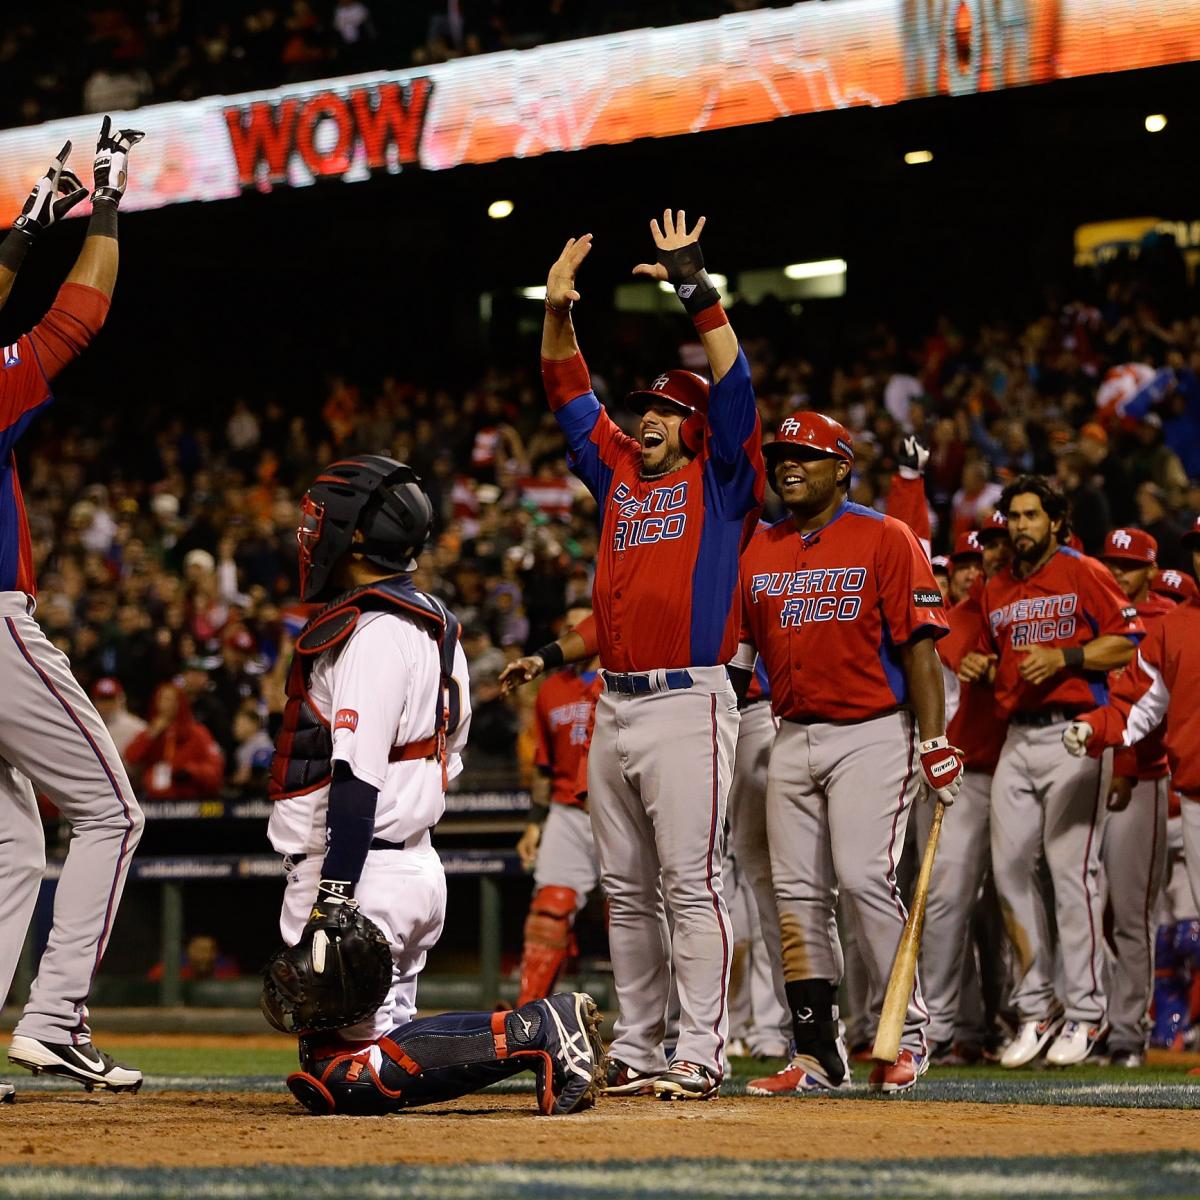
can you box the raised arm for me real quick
[541,234,593,362]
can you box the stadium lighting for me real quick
[1144,113,1167,133]
[904,149,934,165]
[782,259,847,281]
[519,286,546,300]
[656,272,728,293]
[488,199,514,219]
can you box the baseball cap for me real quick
[765,412,855,465]
[931,555,950,574]
[976,510,1009,542]
[1151,568,1199,603]
[92,677,123,700]
[950,531,983,562]
[1102,528,1157,565]
[184,548,215,572]
[1184,514,1200,549]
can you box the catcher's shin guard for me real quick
[516,886,578,1006]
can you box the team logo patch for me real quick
[334,708,359,733]
[2,343,20,368]
[1112,530,1133,550]
[913,589,943,607]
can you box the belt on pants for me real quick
[601,669,693,695]
[1010,708,1085,728]
[284,830,432,867]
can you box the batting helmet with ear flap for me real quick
[297,455,433,602]
[763,413,854,494]
[626,370,710,454]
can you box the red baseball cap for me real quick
[950,530,983,562]
[1184,514,1200,549]
[626,370,709,418]
[92,677,123,700]
[1151,568,1199,603]
[977,510,1009,542]
[1102,528,1158,564]
[765,412,855,467]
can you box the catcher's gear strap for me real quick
[270,576,460,801]
[530,885,577,923]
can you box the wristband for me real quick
[544,297,572,314]
[673,269,721,316]
[528,798,551,826]
[88,197,118,240]
[1063,647,1085,669]
[693,302,730,334]
[536,642,565,671]
[0,227,36,272]
[315,878,354,905]
[919,735,950,754]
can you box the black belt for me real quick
[285,832,430,866]
[1010,708,1085,728]
[602,669,693,695]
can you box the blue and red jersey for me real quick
[542,348,763,672]
[1,282,110,595]
[740,501,949,722]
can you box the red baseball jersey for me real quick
[542,350,763,672]
[534,669,601,808]
[978,546,1144,719]
[936,583,1007,773]
[1111,592,1173,781]
[1082,595,1200,798]
[740,503,948,722]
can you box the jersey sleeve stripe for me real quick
[1124,653,1169,746]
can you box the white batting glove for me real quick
[1062,719,1093,758]
[898,436,930,480]
[919,735,963,806]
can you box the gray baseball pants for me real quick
[991,721,1110,1024]
[0,595,143,1043]
[766,709,928,1055]
[1101,777,1168,1051]
[587,666,738,1077]
[914,769,993,1047]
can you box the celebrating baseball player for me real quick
[512,603,604,1006]
[262,455,603,1116]
[1,121,145,1100]
[959,476,1144,1068]
[1064,516,1200,941]
[739,412,957,1097]
[540,211,764,1099]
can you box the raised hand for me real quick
[499,654,546,696]
[93,116,146,207]
[546,235,593,311]
[12,142,88,238]
[632,209,707,283]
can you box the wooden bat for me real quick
[871,799,945,1063]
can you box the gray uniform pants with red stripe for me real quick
[991,721,1109,1024]
[587,667,737,1077]
[767,709,928,1055]
[0,596,143,1043]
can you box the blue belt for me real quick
[602,669,693,695]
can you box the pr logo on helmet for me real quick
[651,375,670,391]
[779,417,803,436]
[1111,530,1133,550]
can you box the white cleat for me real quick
[1000,1013,1064,1068]
[1046,1020,1108,1067]
[0,1081,14,1103]
[7,1036,142,1093]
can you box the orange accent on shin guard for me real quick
[491,1010,510,1057]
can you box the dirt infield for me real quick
[3,1091,1198,1168]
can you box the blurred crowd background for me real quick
[1,0,796,128]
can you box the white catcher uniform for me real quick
[269,610,471,1040]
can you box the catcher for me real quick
[262,455,604,1116]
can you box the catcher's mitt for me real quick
[261,902,392,1034]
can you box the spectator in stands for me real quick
[229,702,274,796]
[91,677,148,759]
[1136,483,1190,571]
[125,681,226,800]
[1055,450,1111,556]
[148,934,240,983]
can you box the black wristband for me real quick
[0,227,36,272]
[88,198,119,240]
[656,240,721,316]
[528,797,551,826]
[536,641,565,671]
[673,270,721,316]
[1063,646,1085,669]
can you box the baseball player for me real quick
[1064,516,1200,930]
[1151,567,1198,605]
[540,211,764,1099]
[1,122,146,1100]
[1092,528,1174,1065]
[959,476,1144,1068]
[739,413,959,1097]
[512,603,603,1006]
[267,455,603,1116]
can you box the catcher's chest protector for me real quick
[269,577,459,801]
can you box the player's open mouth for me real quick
[643,431,665,447]
[782,472,806,487]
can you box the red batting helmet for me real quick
[763,412,854,489]
[626,370,710,454]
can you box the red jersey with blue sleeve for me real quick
[541,348,763,672]
[1,282,111,595]
[978,546,1145,719]
[740,502,948,721]
[534,669,602,808]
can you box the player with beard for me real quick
[959,476,1144,1068]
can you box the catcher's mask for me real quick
[297,455,433,602]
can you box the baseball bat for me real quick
[871,799,945,1064]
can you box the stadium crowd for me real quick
[2,0,796,128]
